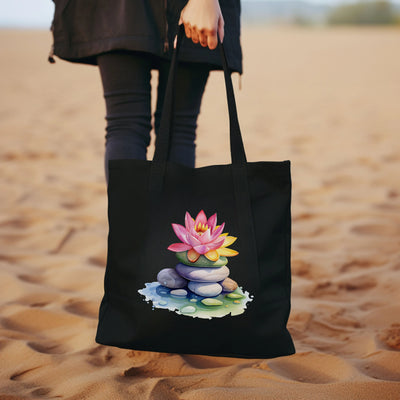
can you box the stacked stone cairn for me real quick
[157,250,239,306]
[154,209,243,309]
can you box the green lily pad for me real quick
[201,298,223,306]
[226,293,244,299]
[176,251,227,268]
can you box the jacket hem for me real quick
[52,36,243,74]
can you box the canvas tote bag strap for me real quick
[147,24,260,288]
[150,24,247,192]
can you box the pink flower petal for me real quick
[185,211,194,231]
[193,244,210,254]
[187,232,202,247]
[207,213,217,232]
[194,210,207,230]
[207,237,226,250]
[198,228,211,244]
[210,222,225,240]
[189,224,200,239]
[172,223,189,244]
[167,243,192,252]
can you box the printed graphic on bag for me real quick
[138,210,254,319]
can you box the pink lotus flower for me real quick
[167,210,238,262]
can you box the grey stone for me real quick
[188,281,222,297]
[157,268,187,289]
[175,263,230,282]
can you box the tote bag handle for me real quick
[150,23,248,193]
[147,24,260,287]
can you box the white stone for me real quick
[170,289,187,297]
[176,263,230,282]
[188,281,222,297]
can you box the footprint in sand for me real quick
[123,354,225,378]
[64,298,99,319]
[27,340,68,354]
[15,293,59,308]
[386,189,399,199]
[1,151,56,161]
[0,217,34,229]
[267,352,358,383]
[358,300,387,311]
[374,202,400,212]
[377,324,400,351]
[86,345,115,367]
[337,275,377,291]
[340,259,375,273]
[31,387,52,396]
[310,275,377,298]
[1,308,84,333]
[0,253,23,263]
[87,251,107,268]
[289,310,313,333]
[351,223,400,236]
[292,212,315,221]
[392,261,400,271]
[291,259,313,277]
[0,232,30,244]
[10,366,42,381]
[357,350,400,381]
[60,200,86,209]
[181,354,248,369]
[298,240,336,252]
[17,273,45,285]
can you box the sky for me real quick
[0,0,397,29]
[0,0,54,29]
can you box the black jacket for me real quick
[49,0,243,75]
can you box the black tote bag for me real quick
[95,24,296,359]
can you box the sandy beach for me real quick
[0,25,400,399]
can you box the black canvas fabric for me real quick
[95,24,296,359]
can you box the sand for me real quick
[0,25,400,399]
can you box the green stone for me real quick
[176,251,227,268]
[201,298,223,306]
[181,306,196,314]
[226,293,244,299]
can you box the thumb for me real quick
[178,15,183,25]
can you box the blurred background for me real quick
[1,0,400,28]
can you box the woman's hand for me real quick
[175,0,224,50]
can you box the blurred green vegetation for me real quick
[291,14,315,26]
[326,0,400,25]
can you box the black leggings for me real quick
[97,50,211,184]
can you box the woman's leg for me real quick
[154,60,211,168]
[97,50,154,184]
